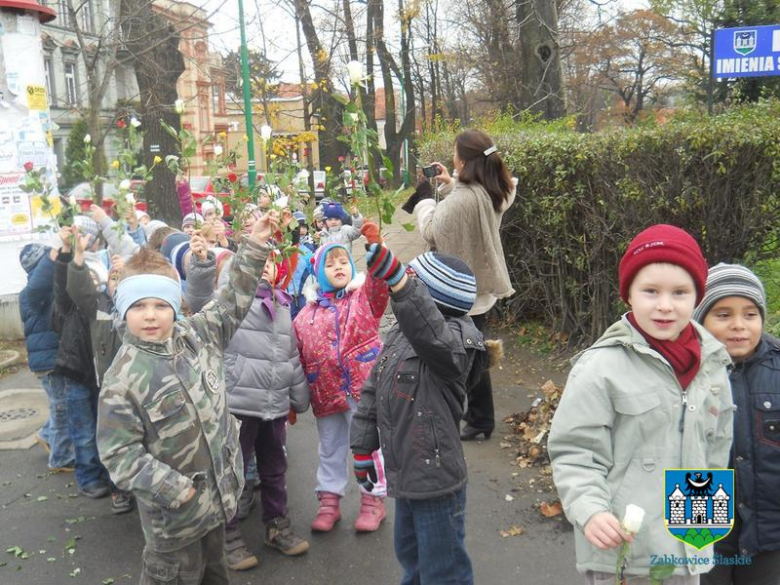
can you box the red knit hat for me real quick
[619,224,708,304]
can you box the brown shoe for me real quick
[225,532,258,571]
[266,517,309,556]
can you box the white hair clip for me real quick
[483,145,498,156]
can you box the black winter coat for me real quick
[728,333,780,556]
[52,251,97,390]
[350,277,486,499]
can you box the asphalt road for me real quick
[0,363,580,585]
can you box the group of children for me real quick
[550,224,780,585]
[19,190,488,585]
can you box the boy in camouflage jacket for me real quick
[97,211,279,585]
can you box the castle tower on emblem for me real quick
[668,484,687,525]
[691,496,709,525]
[712,484,730,525]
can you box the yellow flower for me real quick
[219,131,227,139]
[270,154,277,160]
[243,134,249,142]
[153,156,162,164]
[111,160,120,169]
[325,166,332,173]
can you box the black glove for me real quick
[401,180,435,214]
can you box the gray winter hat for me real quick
[693,263,767,323]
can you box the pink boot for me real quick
[311,492,341,532]
[354,493,386,532]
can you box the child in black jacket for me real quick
[350,244,489,585]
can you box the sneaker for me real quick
[79,483,110,499]
[111,490,135,514]
[236,484,255,521]
[36,436,51,454]
[225,532,258,571]
[265,517,310,556]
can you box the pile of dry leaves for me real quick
[503,379,562,469]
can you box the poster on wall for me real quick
[0,173,32,236]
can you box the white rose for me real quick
[623,504,645,534]
[347,60,364,84]
[119,179,132,191]
[174,99,185,114]
[130,117,141,128]
[68,195,76,206]
[83,134,91,144]
[214,144,223,156]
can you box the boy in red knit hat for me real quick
[549,224,735,585]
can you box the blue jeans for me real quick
[394,487,473,585]
[63,377,109,489]
[40,373,75,469]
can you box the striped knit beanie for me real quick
[160,232,191,281]
[408,252,477,317]
[73,215,100,250]
[694,263,767,323]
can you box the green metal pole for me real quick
[238,0,256,187]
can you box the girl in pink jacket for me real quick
[294,241,389,533]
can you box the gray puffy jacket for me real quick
[185,253,309,420]
[350,277,485,499]
[223,286,310,419]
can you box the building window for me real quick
[64,63,79,105]
[198,85,210,129]
[80,0,93,33]
[56,1,71,28]
[44,58,55,105]
[212,82,226,116]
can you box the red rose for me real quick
[227,172,238,183]
[338,156,345,162]
[117,119,126,129]
[23,161,34,172]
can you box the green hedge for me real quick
[418,103,780,344]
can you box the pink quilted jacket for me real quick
[294,273,389,418]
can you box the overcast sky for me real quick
[203,0,651,83]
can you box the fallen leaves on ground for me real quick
[499,525,525,538]
[503,380,563,469]
[539,500,563,518]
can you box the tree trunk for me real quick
[120,0,186,225]
[399,0,417,182]
[516,0,566,120]
[293,0,345,171]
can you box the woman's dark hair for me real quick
[454,130,512,213]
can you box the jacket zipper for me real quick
[679,390,688,432]
[428,414,441,468]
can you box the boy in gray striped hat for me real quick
[696,263,780,585]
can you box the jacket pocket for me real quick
[612,391,665,457]
[146,390,193,441]
[755,393,780,447]
[142,550,179,583]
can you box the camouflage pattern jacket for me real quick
[97,238,270,553]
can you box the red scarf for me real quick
[626,313,702,390]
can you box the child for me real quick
[350,245,487,584]
[52,224,113,500]
[318,202,364,252]
[548,224,734,585]
[182,212,204,235]
[96,211,278,583]
[695,264,780,585]
[19,243,75,472]
[201,195,223,223]
[288,212,317,320]
[293,234,389,532]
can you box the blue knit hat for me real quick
[312,243,355,294]
[160,232,191,281]
[19,243,50,274]
[323,202,346,221]
[408,252,477,316]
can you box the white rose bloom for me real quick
[83,134,91,144]
[119,179,132,191]
[347,60,364,84]
[214,144,223,156]
[174,99,185,114]
[68,195,76,206]
[130,117,141,128]
[623,504,646,534]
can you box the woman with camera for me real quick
[403,129,516,441]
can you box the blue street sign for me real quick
[713,24,780,78]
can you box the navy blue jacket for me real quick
[728,333,780,556]
[18,254,59,373]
